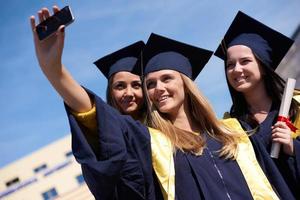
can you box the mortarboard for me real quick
[94,41,145,79]
[214,11,294,70]
[142,33,213,80]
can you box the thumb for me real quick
[30,16,39,43]
[56,25,65,54]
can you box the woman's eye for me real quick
[146,81,155,89]
[132,82,141,89]
[162,76,172,82]
[241,59,250,65]
[226,63,234,69]
[113,84,125,90]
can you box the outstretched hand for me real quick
[30,5,92,113]
[271,121,294,156]
[30,5,65,72]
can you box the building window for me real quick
[34,164,47,173]
[5,177,20,187]
[65,151,73,158]
[42,188,58,200]
[76,174,85,185]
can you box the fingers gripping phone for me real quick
[36,6,75,40]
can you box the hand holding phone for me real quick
[36,6,74,40]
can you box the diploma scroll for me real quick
[270,78,296,158]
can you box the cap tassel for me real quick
[221,39,227,57]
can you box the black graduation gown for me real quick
[175,135,254,200]
[237,104,300,199]
[66,90,296,200]
[65,89,160,200]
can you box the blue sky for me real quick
[1,0,299,168]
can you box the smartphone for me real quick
[36,6,75,40]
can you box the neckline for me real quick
[257,102,278,126]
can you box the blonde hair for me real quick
[144,73,241,159]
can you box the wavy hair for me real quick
[144,73,242,159]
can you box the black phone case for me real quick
[36,6,74,40]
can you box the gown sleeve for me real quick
[64,88,157,200]
[69,103,100,155]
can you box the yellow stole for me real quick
[222,119,279,200]
[148,127,175,200]
[292,95,300,138]
[148,118,279,200]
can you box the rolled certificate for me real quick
[270,78,296,158]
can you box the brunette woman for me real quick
[215,11,300,198]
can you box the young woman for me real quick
[76,41,153,200]
[215,11,300,198]
[79,41,146,153]
[93,41,146,121]
[31,6,295,200]
[30,6,151,200]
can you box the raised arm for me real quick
[30,6,92,112]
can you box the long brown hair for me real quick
[144,73,241,159]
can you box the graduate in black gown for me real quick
[214,11,300,199]
[30,6,156,200]
[31,6,294,199]
[71,41,160,200]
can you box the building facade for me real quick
[0,135,94,200]
[276,25,300,89]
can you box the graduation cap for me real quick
[142,33,213,80]
[214,11,294,70]
[94,41,145,79]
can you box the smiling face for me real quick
[226,45,265,95]
[145,70,186,118]
[111,71,144,115]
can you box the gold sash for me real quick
[149,119,279,200]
